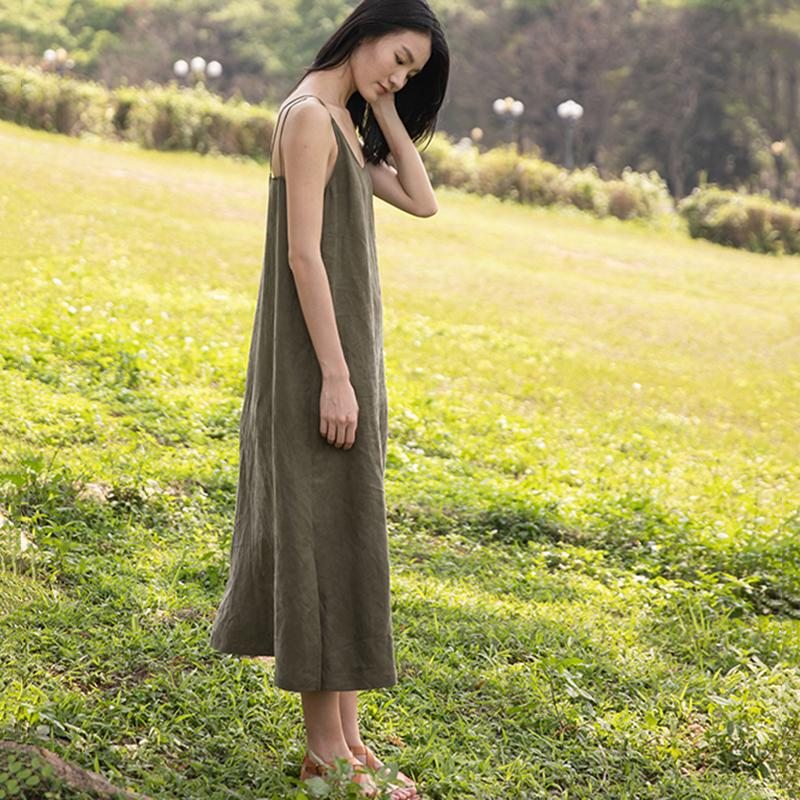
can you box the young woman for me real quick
[209,0,450,796]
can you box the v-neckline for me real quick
[327,113,368,171]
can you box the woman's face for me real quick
[354,29,432,100]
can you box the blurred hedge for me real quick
[2,59,798,253]
[0,60,673,223]
[0,61,272,159]
[678,184,800,256]
[423,136,674,221]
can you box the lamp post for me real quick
[771,140,786,201]
[556,99,583,170]
[42,47,75,76]
[492,96,525,154]
[173,56,223,88]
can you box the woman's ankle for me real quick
[344,735,365,750]
[306,736,353,762]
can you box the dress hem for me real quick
[209,641,398,692]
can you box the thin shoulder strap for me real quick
[269,93,333,178]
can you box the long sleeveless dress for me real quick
[209,93,397,692]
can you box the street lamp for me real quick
[771,140,786,201]
[556,99,583,170]
[492,96,525,154]
[173,59,190,81]
[42,47,75,76]
[173,56,223,87]
[470,126,484,150]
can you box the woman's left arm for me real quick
[365,97,438,217]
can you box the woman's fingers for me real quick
[338,418,356,449]
[320,413,357,448]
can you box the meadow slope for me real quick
[1,119,799,799]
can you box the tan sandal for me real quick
[350,742,419,799]
[299,748,379,798]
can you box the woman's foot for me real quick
[300,746,379,798]
[348,740,419,799]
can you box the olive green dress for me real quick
[209,93,398,692]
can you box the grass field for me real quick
[1,118,799,799]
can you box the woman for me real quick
[209,0,450,796]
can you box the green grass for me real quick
[0,117,799,799]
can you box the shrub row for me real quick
[0,61,272,159]
[678,184,800,256]
[423,136,675,221]
[0,59,673,223]
[2,59,798,252]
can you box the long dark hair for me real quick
[288,0,450,166]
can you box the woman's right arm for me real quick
[279,100,359,450]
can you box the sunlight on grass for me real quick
[1,119,799,798]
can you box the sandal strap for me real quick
[351,744,418,793]
[301,750,372,778]
[349,743,369,760]
[301,750,378,798]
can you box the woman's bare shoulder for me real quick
[273,96,338,186]
[279,91,328,113]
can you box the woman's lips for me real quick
[377,83,388,94]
